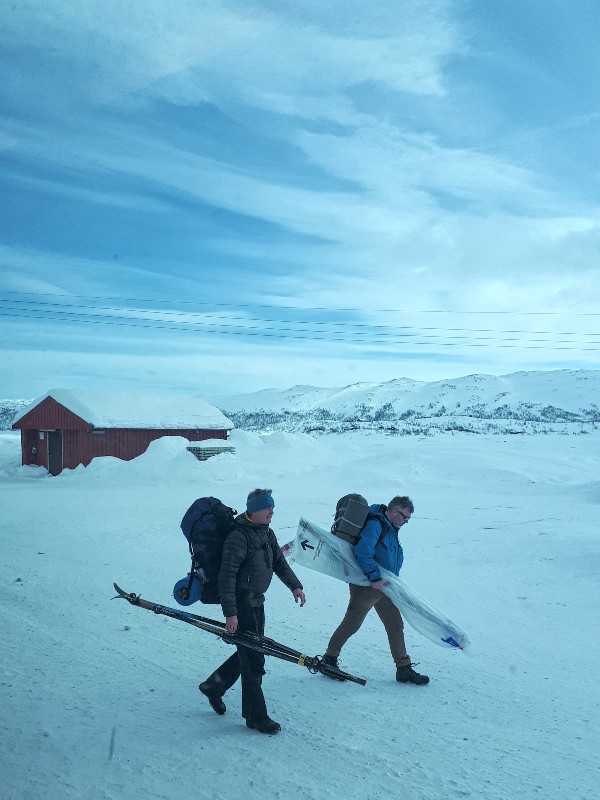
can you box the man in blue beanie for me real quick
[199,489,305,735]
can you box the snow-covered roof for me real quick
[12,388,233,430]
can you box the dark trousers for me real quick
[202,602,268,722]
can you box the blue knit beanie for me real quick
[247,491,275,514]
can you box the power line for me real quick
[1,298,600,337]
[2,288,600,316]
[2,309,600,351]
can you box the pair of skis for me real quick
[113,583,366,686]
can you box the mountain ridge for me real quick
[2,370,599,435]
[208,368,600,435]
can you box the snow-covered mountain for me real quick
[209,369,600,435]
[3,370,599,435]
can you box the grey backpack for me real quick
[330,494,370,545]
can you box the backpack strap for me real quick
[362,513,388,545]
[224,524,257,565]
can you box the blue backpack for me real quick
[174,497,236,605]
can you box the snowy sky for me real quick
[1,1,600,397]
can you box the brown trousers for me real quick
[326,584,410,667]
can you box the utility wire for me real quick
[2,288,600,316]
[1,299,599,338]
[0,307,593,342]
[2,309,600,351]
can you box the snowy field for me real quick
[1,427,599,800]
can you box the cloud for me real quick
[2,168,173,213]
[2,1,460,112]
[5,106,600,324]
[0,243,198,298]
[2,1,600,396]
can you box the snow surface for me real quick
[12,389,233,430]
[1,426,599,800]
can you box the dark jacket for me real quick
[218,513,303,618]
[353,504,404,582]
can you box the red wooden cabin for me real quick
[12,389,233,475]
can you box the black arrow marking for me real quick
[301,539,315,551]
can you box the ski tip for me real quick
[112,583,143,605]
[112,582,130,600]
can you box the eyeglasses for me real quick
[394,508,411,523]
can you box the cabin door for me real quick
[48,431,63,475]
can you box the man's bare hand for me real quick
[225,615,238,633]
[371,579,388,591]
[292,588,306,607]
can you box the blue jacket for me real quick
[353,504,404,582]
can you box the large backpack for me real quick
[177,496,237,605]
[330,493,389,547]
[330,493,370,545]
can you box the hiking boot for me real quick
[246,717,282,735]
[321,654,347,681]
[396,663,430,685]
[199,683,226,715]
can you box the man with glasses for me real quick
[322,496,429,685]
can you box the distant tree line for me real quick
[222,403,600,437]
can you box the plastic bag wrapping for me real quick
[292,517,470,652]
